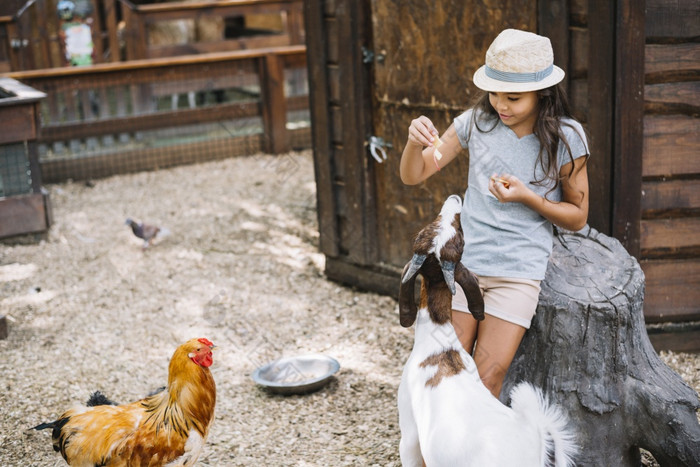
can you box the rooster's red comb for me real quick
[198,338,214,347]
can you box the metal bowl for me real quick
[252,354,340,395]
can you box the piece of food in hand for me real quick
[33,338,217,467]
[433,135,444,160]
[490,176,510,188]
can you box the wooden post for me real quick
[287,2,305,45]
[538,0,570,94]
[6,21,21,71]
[121,2,145,61]
[35,0,53,69]
[104,0,121,62]
[89,0,105,64]
[612,0,645,258]
[586,0,615,236]
[0,315,7,340]
[259,52,288,154]
[303,0,338,257]
[502,226,700,466]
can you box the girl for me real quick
[400,29,590,398]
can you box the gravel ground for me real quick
[0,150,698,466]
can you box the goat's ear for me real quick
[454,263,485,321]
[399,261,419,327]
[402,254,426,284]
[441,261,457,295]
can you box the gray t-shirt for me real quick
[453,108,589,280]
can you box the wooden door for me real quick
[304,0,389,291]
[368,1,536,270]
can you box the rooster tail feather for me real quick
[32,416,71,454]
[32,415,69,434]
[32,421,57,431]
[87,391,119,407]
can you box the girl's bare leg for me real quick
[451,309,478,354]
[451,310,526,398]
[472,315,527,398]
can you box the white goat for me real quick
[397,194,577,467]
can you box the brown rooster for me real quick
[34,338,216,466]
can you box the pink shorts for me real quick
[452,275,541,329]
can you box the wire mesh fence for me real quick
[0,142,33,197]
[12,48,309,182]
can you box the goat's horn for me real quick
[398,261,419,327]
[454,262,485,321]
[401,254,426,284]
[441,261,457,295]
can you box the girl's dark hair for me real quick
[469,84,589,198]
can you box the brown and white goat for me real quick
[397,194,576,467]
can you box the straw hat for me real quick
[472,29,565,92]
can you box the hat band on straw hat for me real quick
[484,63,553,84]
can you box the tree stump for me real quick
[502,226,700,466]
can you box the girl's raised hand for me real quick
[489,174,527,203]
[408,116,439,147]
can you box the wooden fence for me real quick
[1,0,304,71]
[5,45,309,182]
[118,0,305,61]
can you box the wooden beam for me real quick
[39,101,261,141]
[642,115,700,177]
[5,20,21,71]
[325,257,401,298]
[335,0,376,265]
[28,141,42,192]
[641,258,700,322]
[644,0,700,38]
[103,0,121,62]
[0,193,48,238]
[586,0,615,236]
[612,0,645,257]
[0,315,7,340]
[259,53,289,154]
[131,0,302,13]
[538,0,570,94]
[647,322,700,352]
[146,36,292,59]
[0,105,37,142]
[34,0,52,69]
[89,0,105,65]
[5,46,306,79]
[40,133,263,182]
[303,0,338,257]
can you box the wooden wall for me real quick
[304,0,388,290]
[305,0,540,294]
[306,0,700,333]
[550,0,699,324]
[368,0,536,272]
[639,0,700,322]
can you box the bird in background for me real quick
[125,218,170,248]
[33,338,217,466]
